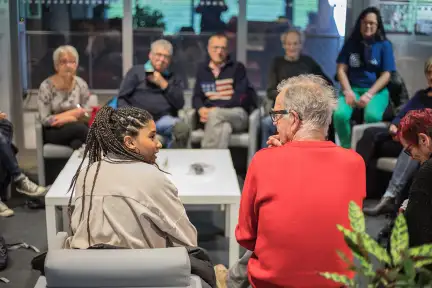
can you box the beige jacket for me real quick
[65,157,198,249]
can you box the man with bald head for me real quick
[192,33,255,148]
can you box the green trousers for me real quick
[333,87,389,149]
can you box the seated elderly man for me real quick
[235,75,365,287]
[192,33,256,149]
[117,39,189,148]
[261,29,333,148]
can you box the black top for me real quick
[405,157,432,247]
[266,55,332,101]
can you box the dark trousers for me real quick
[43,122,89,150]
[0,119,21,180]
[356,127,403,199]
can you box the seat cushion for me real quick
[45,247,191,288]
[190,129,249,147]
[43,144,74,159]
[377,157,397,172]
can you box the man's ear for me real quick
[123,135,135,150]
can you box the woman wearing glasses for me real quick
[37,45,90,150]
[235,75,365,287]
[397,108,432,249]
[364,56,432,216]
[333,6,396,148]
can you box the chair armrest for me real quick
[351,122,388,151]
[35,115,46,186]
[186,109,197,130]
[52,232,68,250]
[247,109,260,165]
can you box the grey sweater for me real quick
[65,157,197,249]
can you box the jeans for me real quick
[0,120,21,179]
[383,151,419,199]
[156,115,180,148]
[260,115,277,149]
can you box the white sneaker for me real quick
[0,201,14,217]
[15,174,47,197]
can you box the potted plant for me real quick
[320,201,432,287]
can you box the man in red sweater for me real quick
[235,75,366,287]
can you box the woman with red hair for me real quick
[398,108,432,248]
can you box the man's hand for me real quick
[51,115,77,127]
[148,71,168,90]
[266,134,282,148]
[198,107,215,123]
[0,112,7,120]
[343,90,356,107]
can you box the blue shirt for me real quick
[337,39,396,88]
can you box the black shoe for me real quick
[363,197,396,216]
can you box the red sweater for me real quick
[235,141,365,288]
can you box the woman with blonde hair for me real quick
[37,45,90,150]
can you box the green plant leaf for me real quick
[319,272,354,286]
[403,258,416,281]
[409,243,432,258]
[415,258,432,268]
[352,251,374,277]
[390,213,409,265]
[349,201,365,233]
[362,233,391,264]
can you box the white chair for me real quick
[35,116,74,186]
[34,232,204,288]
[185,108,260,165]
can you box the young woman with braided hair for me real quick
[64,105,197,249]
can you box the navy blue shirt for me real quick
[392,88,432,126]
[337,39,396,88]
[117,65,184,121]
[192,58,249,111]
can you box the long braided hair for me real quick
[67,105,154,246]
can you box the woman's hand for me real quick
[357,92,373,108]
[266,134,282,148]
[343,90,356,107]
[51,115,77,127]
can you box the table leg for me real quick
[225,204,230,237]
[45,205,58,250]
[228,203,240,268]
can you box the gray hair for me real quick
[280,29,303,45]
[53,45,79,67]
[151,39,173,56]
[425,56,432,74]
[277,74,337,133]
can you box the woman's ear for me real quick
[418,133,430,147]
[123,135,136,150]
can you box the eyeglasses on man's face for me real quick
[269,109,302,122]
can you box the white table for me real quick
[45,149,241,267]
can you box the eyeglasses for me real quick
[210,45,227,51]
[152,52,171,60]
[59,60,76,66]
[269,109,302,122]
[362,20,378,27]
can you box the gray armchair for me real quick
[351,122,397,172]
[186,108,260,165]
[34,233,204,288]
[35,116,74,186]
